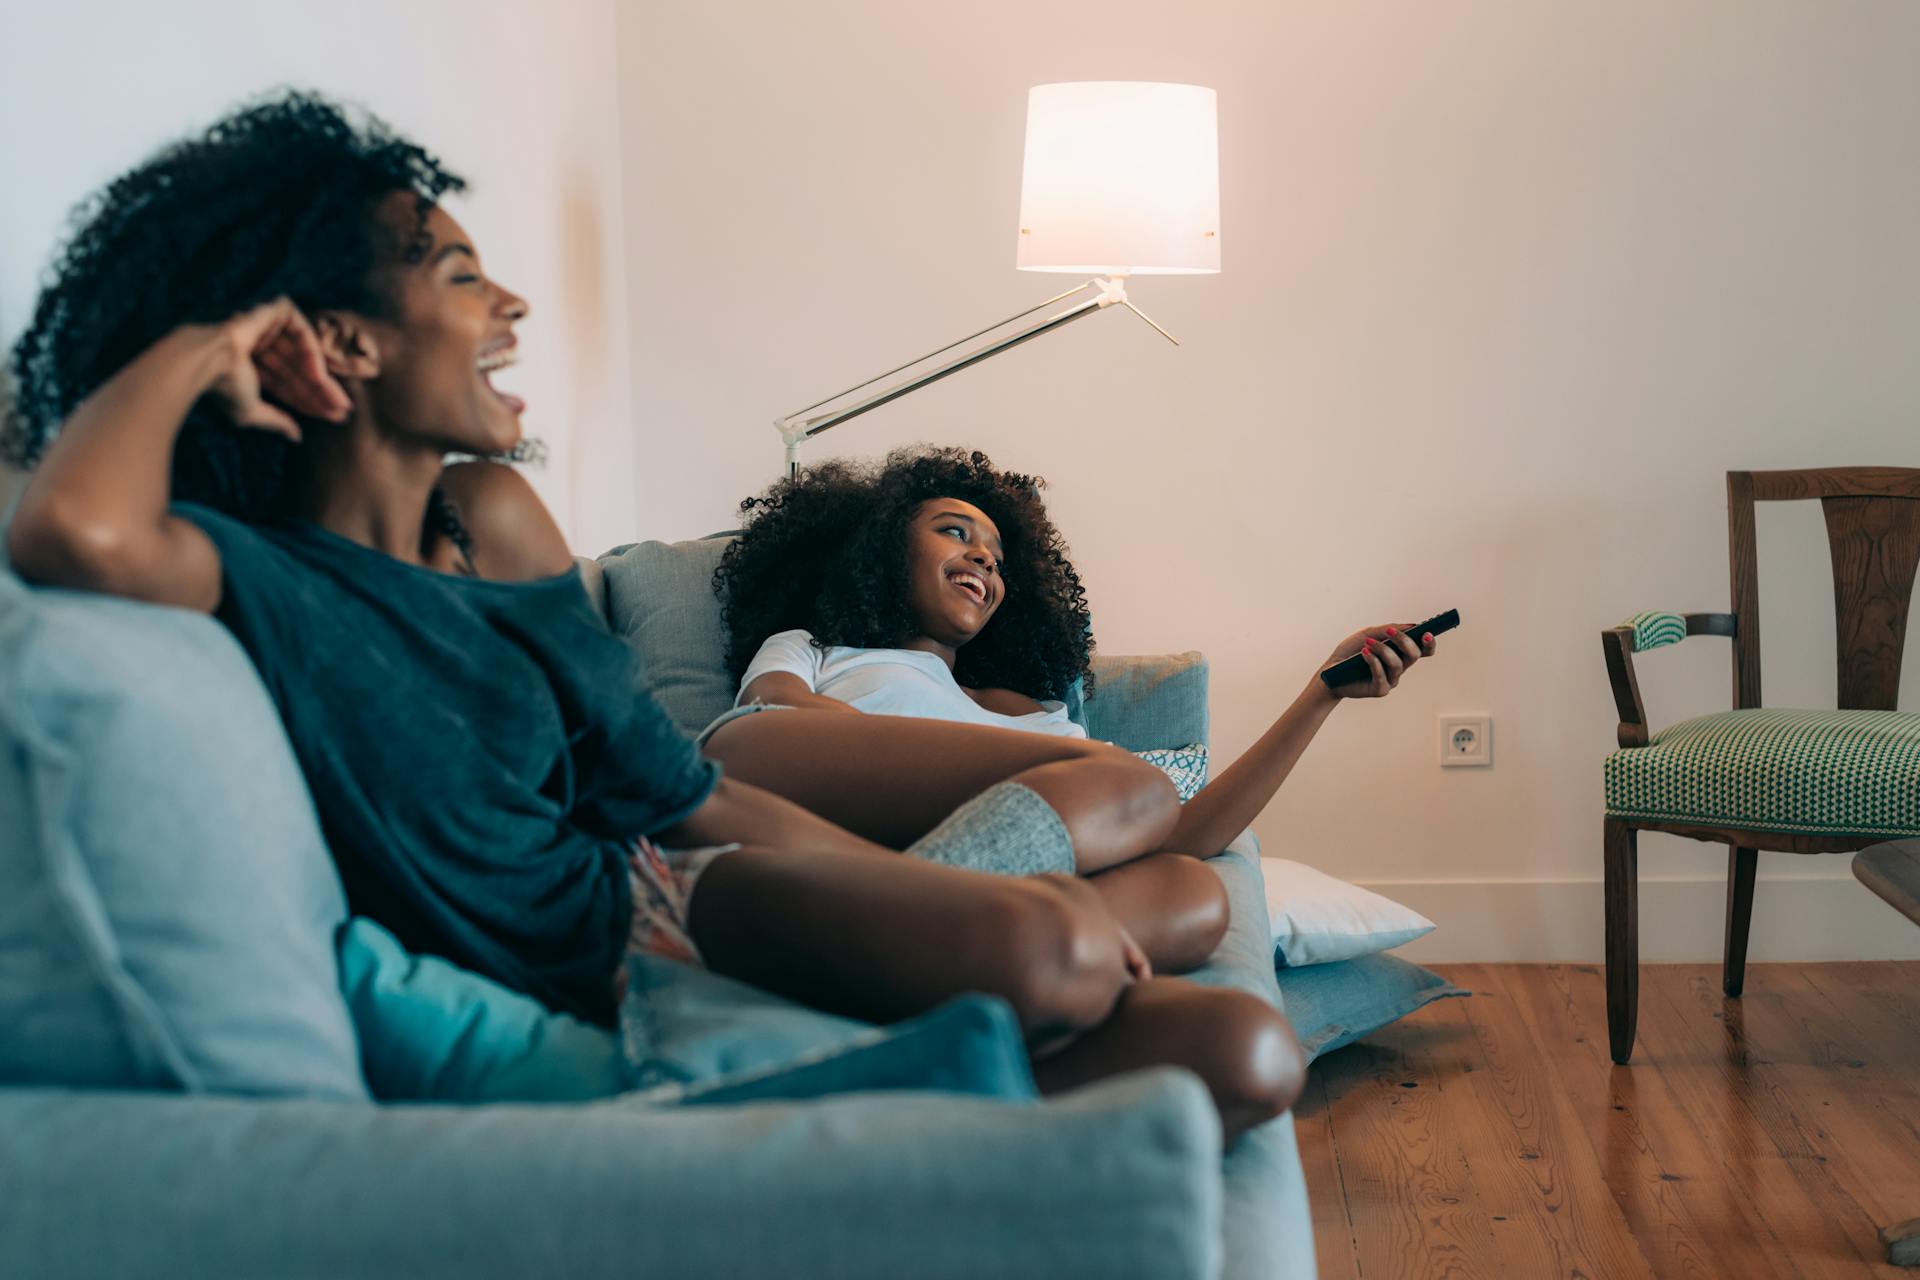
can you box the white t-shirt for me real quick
[737,628,1088,739]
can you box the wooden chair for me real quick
[1600,467,1920,1064]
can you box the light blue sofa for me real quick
[0,530,1313,1279]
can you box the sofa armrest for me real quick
[1184,832,1318,1280]
[0,1071,1220,1280]
[1077,651,1209,751]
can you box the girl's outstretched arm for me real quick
[1165,625,1437,857]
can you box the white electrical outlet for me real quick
[1438,714,1492,767]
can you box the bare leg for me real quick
[1088,854,1229,974]
[685,845,1134,1038]
[705,709,1178,872]
[686,848,1295,1143]
[1031,977,1305,1147]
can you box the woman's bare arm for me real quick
[10,327,232,609]
[7,300,347,610]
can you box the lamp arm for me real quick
[781,280,1099,424]
[774,275,1177,477]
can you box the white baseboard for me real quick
[1354,875,1920,964]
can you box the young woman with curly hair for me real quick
[709,448,1439,975]
[5,90,1304,1142]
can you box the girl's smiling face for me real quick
[904,497,1005,648]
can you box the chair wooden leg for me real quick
[1723,845,1758,997]
[1604,818,1640,1064]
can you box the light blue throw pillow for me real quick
[339,918,626,1102]
[0,574,365,1099]
[1073,651,1210,753]
[338,918,1037,1107]
[1272,952,1466,1060]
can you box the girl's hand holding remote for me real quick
[1318,625,1437,701]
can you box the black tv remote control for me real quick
[1318,608,1461,690]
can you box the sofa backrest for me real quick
[594,536,1211,752]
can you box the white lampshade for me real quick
[1016,81,1220,276]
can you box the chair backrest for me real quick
[1728,467,1920,711]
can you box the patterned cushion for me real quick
[1135,743,1208,802]
[1619,610,1687,652]
[1605,708,1920,837]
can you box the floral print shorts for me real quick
[625,836,738,968]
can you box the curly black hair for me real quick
[3,88,496,549]
[715,446,1095,702]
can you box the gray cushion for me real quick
[0,570,365,1099]
[598,537,737,737]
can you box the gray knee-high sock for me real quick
[903,781,1076,877]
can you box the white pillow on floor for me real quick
[1260,857,1435,967]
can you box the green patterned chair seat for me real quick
[1605,708,1920,837]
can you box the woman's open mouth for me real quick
[477,345,525,415]
[946,569,989,606]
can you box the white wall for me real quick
[616,1,1920,961]
[10,3,1919,963]
[0,0,636,555]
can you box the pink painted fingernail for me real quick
[1423,633,1434,644]
[1387,627,1398,636]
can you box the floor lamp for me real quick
[774,81,1221,477]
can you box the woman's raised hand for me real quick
[1320,624,1437,700]
[205,297,351,440]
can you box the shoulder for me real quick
[435,460,574,582]
[748,629,823,665]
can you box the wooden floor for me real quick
[1297,963,1920,1279]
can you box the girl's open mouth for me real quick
[947,569,989,605]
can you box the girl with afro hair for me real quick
[710,447,1439,976]
[6,89,1309,1142]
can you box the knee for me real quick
[1161,861,1231,972]
[1071,745,1182,844]
[993,875,1130,1035]
[1108,750,1182,841]
[1194,991,1306,1131]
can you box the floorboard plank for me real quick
[1293,1068,1362,1280]
[1442,964,1655,1278]
[1726,966,1920,1266]
[1651,968,1902,1277]
[1506,964,1780,1280]
[1315,1005,1494,1279]
[1301,963,1920,1280]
